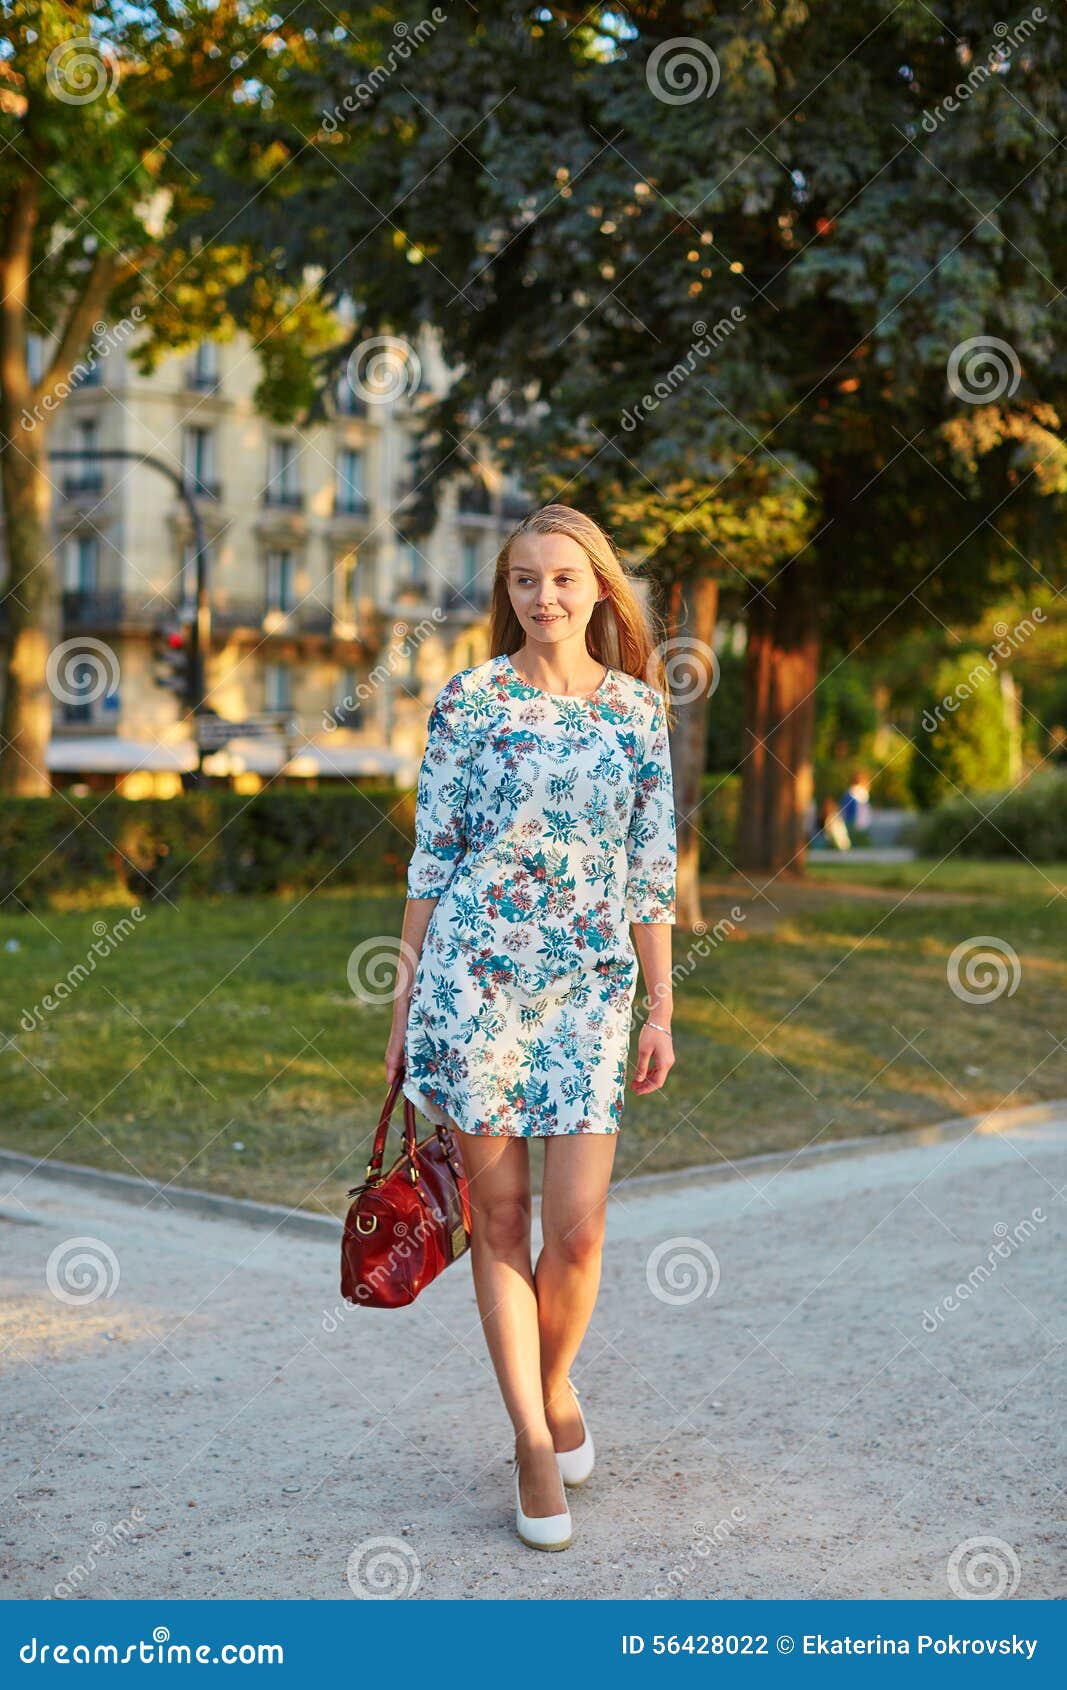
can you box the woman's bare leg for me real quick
[452,1122,567,1518]
[535,1133,617,1451]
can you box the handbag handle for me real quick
[365,1065,420,1185]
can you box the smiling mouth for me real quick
[533,615,563,623]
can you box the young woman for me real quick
[384,504,678,1551]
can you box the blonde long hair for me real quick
[488,505,672,714]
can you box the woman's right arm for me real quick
[384,895,437,1083]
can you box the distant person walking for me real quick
[839,770,872,837]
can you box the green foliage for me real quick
[697,773,741,869]
[915,772,1067,860]
[0,789,413,911]
[194,0,1067,626]
[909,651,1013,810]
[705,648,745,773]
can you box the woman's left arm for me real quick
[624,690,678,1094]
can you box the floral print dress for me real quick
[402,652,677,1137]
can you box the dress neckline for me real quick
[503,652,611,702]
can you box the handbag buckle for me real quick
[355,1212,378,1234]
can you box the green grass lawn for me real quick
[2,862,1065,1214]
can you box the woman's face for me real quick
[506,531,604,645]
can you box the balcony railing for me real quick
[62,473,105,499]
[333,492,370,517]
[62,589,137,628]
[262,487,305,510]
[213,598,333,636]
[187,476,222,500]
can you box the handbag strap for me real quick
[364,1066,419,1185]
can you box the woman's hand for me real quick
[630,1024,674,1093]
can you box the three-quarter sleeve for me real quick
[624,688,677,923]
[406,672,476,899]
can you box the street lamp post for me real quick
[49,447,211,783]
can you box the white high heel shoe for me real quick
[513,1456,572,1551]
[554,1375,595,1488]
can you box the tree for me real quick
[0,1,336,793]
[910,650,1013,808]
[188,1,1067,889]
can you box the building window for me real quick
[60,641,114,724]
[64,534,99,593]
[181,538,211,609]
[336,448,366,512]
[397,541,427,589]
[183,426,218,497]
[27,333,45,386]
[265,548,295,614]
[64,418,102,497]
[335,669,362,727]
[191,341,220,390]
[267,438,302,506]
[71,356,102,390]
[461,538,479,589]
[265,439,302,503]
[264,663,292,713]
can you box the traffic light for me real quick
[152,619,194,701]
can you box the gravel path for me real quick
[3,1105,1064,1601]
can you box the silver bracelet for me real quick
[647,1020,673,1037]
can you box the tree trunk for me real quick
[664,571,719,928]
[0,421,57,795]
[738,562,820,875]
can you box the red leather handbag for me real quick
[341,1068,471,1308]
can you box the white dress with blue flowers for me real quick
[402,652,677,1137]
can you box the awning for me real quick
[48,735,408,780]
[48,737,198,774]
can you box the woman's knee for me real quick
[475,1193,532,1257]
[542,1208,605,1267]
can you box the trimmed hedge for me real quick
[0,788,414,911]
[914,771,1067,861]
[1,773,745,911]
